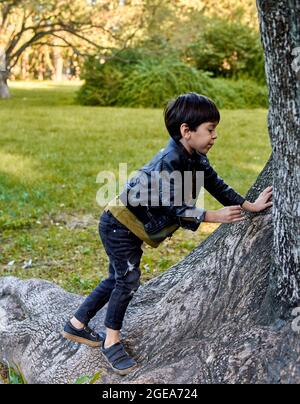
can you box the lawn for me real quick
[0,81,272,295]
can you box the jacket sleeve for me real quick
[204,163,246,206]
[158,159,206,231]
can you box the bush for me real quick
[184,18,266,84]
[209,78,268,109]
[77,58,126,106]
[78,52,214,108]
[118,58,214,108]
[77,48,144,106]
[77,51,268,109]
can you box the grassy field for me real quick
[0,81,272,295]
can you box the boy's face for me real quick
[180,121,219,155]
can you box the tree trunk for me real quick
[0,70,10,99]
[52,41,64,82]
[257,0,300,306]
[53,52,64,82]
[21,51,30,81]
[0,47,10,98]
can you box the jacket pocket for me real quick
[144,214,175,234]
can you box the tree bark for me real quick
[257,0,300,306]
[0,47,10,98]
[0,70,10,99]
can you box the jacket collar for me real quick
[167,138,207,162]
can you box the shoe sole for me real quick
[62,332,101,348]
[100,351,138,376]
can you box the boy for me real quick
[63,93,273,375]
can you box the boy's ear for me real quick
[180,123,190,139]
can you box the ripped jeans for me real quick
[74,210,144,331]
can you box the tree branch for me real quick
[2,0,145,73]
[8,29,67,69]
[5,6,28,57]
[0,1,22,31]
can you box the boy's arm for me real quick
[203,163,273,223]
[204,164,246,207]
[204,188,273,223]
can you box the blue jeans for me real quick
[74,210,144,330]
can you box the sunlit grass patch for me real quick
[0,150,42,183]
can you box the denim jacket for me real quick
[119,138,246,242]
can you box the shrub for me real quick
[209,78,268,109]
[77,58,125,106]
[77,48,144,106]
[118,58,214,108]
[184,18,266,84]
[77,51,268,109]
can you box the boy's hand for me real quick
[242,186,273,213]
[204,186,273,223]
[204,206,245,223]
[253,186,273,212]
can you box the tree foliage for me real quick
[0,0,142,74]
[184,17,265,83]
[77,1,266,108]
[0,0,261,80]
[78,50,268,109]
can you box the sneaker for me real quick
[101,341,138,376]
[62,321,105,348]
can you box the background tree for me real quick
[0,0,143,98]
[78,0,266,108]
[184,17,265,82]
[257,0,300,308]
[200,0,259,28]
[1,1,265,99]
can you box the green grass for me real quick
[0,361,27,384]
[0,81,272,294]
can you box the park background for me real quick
[0,1,271,316]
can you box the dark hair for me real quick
[164,93,220,142]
